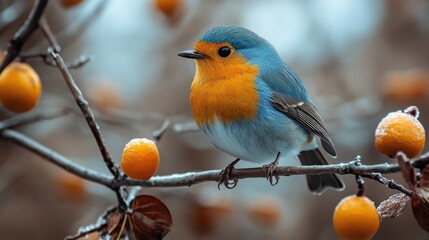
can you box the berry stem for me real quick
[356,175,365,196]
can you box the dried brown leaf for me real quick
[419,167,429,191]
[76,232,99,240]
[129,195,173,240]
[102,207,126,239]
[397,152,416,190]
[412,192,429,233]
[377,193,410,220]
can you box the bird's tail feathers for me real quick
[298,148,344,194]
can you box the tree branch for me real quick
[0,126,422,197]
[39,19,121,179]
[0,0,49,74]
[0,129,112,187]
[121,162,400,187]
[0,108,70,130]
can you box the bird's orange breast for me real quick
[190,46,260,126]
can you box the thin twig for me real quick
[40,17,61,52]
[152,120,170,143]
[0,108,71,130]
[360,172,414,197]
[39,20,121,179]
[41,55,93,69]
[356,175,365,196]
[173,121,199,133]
[19,52,93,69]
[65,55,93,69]
[0,0,49,74]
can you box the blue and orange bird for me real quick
[178,26,344,194]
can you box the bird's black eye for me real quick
[218,46,231,58]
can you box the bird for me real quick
[178,25,344,194]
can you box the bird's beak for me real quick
[178,50,207,59]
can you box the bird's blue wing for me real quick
[259,65,336,157]
[259,65,309,102]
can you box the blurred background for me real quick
[1,0,429,239]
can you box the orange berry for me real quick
[0,51,4,62]
[59,0,84,8]
[375,107,425,158]
[154,0,182,17]
[190,199,233,235]
[86,82,123,111]
[121,138,160,180]
[0,62,42,113]
[248,198,281,226]
[333,195,380,240]
[381,69,429,101]
[56,171,87,201]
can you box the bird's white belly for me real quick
[201,118,303,164]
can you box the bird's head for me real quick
[178,26,283,81]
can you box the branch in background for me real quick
[39,17,61,51]
[152,120,170,143]
[19,52,93,69]
[42,54,93,69]
[39,19,121,179]
[0,0,49,74]
[173,121,199,133]
[0,108,70,130]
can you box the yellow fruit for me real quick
[56,171,87,201]
[248,198,281,226]
[121,138,160,180]
[375,108,425,158]
[0,62,42,113]
[154,0,182,17]
[333,195,380,240]
[87,82,123,111]
[381,69,429,101]
[59,0,84,8]
[190,199,233,235]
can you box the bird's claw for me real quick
[263,152,281,186]
[218,158,240,190]
[263,162,279,186]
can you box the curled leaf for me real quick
[377,193,410,220]
[103,207,126,239]
[397,152,416,190]
[412,192,429,233]
[129,195,173,240]
[419,167,429,191]
[411,166,429,233]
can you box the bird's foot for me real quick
[218,158,240,190]
[263,152,281,186]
